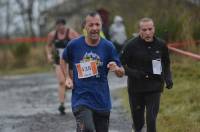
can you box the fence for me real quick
[168,40,200,61]
[0,37,47,45]
[0,37,199,61]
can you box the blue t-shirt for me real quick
[62,36,121,112]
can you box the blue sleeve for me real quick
[64,40,69,47]
[110,43,122,67]
[62,47,67,62]
[62,42,72,63]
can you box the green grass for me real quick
[119,55,200,132]
[0,44,52,76]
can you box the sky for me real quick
[0,0,65,37]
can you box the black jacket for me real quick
[120,36,173,93]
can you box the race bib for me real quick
[76,61,98,79]
[152,59,162,75]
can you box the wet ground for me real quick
[0,72,132,132]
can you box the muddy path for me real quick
[0,72,132,132]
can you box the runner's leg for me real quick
[145,92,161,132]
[94,111,110,132]
[73,106,95,132]
[55,65,66,114]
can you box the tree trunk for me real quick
[5,0,10,39]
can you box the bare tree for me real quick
[15,0,36,37]
[0,0,11,38]
[5,0,11,38]
[27,0,35,37]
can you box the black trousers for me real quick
[73,105,110,132]
[128,91,161,132]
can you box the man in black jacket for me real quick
[120,17,173,132]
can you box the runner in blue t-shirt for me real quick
[61,12,124,132]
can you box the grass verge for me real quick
[0,65,52,76]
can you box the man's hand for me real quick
[107,61,118,71]
[65,78,73,89]
[166,81,173,89]
[107,61,124,77]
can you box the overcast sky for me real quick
[0,0,65,37]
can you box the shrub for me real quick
[155,16,182,42]
[11,43,31,68]
[193,23,200,40]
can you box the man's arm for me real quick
[61,45,73,89]
[107,61,124,77]
[60,59,73,89]
[162,44,173,89]
[45,31,55,63]
[60,59,67,79]
[123,65,146,79]
[120,40,146,79]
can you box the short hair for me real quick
[87,12,100,17]
[56,17,66,25]
[138,17,154,28]
[81,11,102,28]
